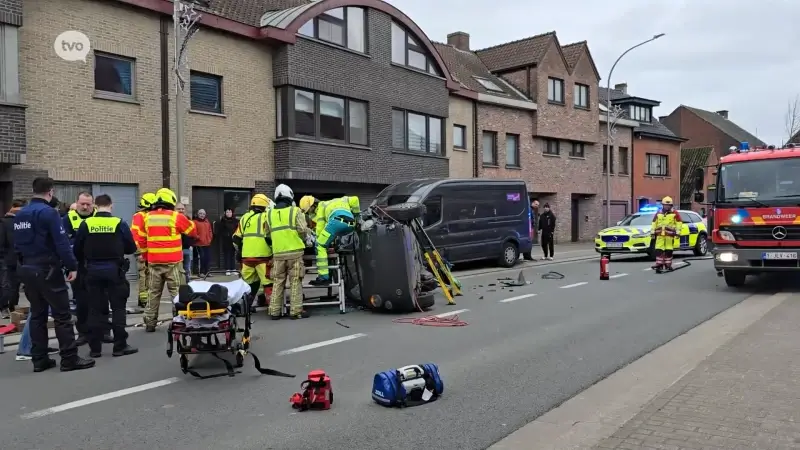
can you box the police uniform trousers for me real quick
[144,262,184,327]
[17,265,78,360]
[85,266,129,351]
[268,256,304,317]
[74,270,111,337]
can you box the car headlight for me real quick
[595,234,601,240]
[718,231,735,241]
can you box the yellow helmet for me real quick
[661,196,673,205]
[299,195,316,212]
[250,193,270,208]
[155,188,177,206]
[139,192,157,209]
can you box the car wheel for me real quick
[498,241,519,268]
[416,292,435,310]
[693,234,708,256]
[382,202,425,222]
[724,270,746,287]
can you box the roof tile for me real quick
[560,41,585,71]
[682,105,767,147]
[193,0,311,26]
[433,42,529,101]
[474,32,555,72]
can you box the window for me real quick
[574,83,589,108]
[453,125,466,149]
[0,24,20,102]
[189,71,222,114]
[570,142,585,158]
[422,195,442,226]
[482,131,497,164]
[390,22,440,75]
[276,89,283,137]
[284,87,368,145]
[391,109,444,155]
[446,189,525,221]
[475,77,503,92]
[544,139,560,155]
[646,153,669,176]
[603,145,615,173]
[94,52,134,99]
[547,77,564,103]
[296,7,366,53]
[630,105,651,122]
[506,134,520,167]
[618,146,629,174]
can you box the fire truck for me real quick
[698,142,800,287]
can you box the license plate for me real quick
[606,242,624,248]
[762,252,798,260]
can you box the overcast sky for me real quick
[387,0,800,145]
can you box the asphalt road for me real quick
[0,254,768,450]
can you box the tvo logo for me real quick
[14,221,31,230]
[54,31,91,62]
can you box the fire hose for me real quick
[656,255,714,273]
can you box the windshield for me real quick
[717,157,800,203]
[372,184,420,206]
[617,213,655,226]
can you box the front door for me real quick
[571,198,579,242]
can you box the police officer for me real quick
[13,177,94,372]
[73,194,139,357]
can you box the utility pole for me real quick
[604,33,665,227]
[172,0,207,203]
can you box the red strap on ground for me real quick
[392,315,468,327]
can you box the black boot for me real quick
[112,345,138,357]
[60,356,96,372]
[33,358,57,373]
[290,310,310,320]
[145,325,156,332]
[89,348,102,358]
[74,335,89,347]
[309,276,330,286]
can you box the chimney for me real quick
[447,31,470,51]
[716,110,728,119]
[614,83,627,94]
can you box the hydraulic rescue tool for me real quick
[599,254,610,280]
[372,363,444,407]
[290,369,333,411]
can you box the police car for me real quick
[594,205,709,259]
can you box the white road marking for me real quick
[609,273,629,279]
[276,333,367,356]
[560,282,588,289]
[433,309,469,318]
[499,293,538,303]
[643,267,653,271]
[21,377,182,419]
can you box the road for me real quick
[0,254,764,449]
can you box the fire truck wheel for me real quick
[724,270,746,287]
[693,234,708,256]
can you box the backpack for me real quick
[372,363,443,407]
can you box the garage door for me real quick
[610,203,628,224]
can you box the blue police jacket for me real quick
[73,211,137,272]
[13,198,78,271]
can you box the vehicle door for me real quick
[489,187,527,253]
[683,211,703,248]
[677,210,698,250]
[439,188,484,262]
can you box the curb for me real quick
[2,313,175,348]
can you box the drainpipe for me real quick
[472,99,479,178]
[159,17,171,187]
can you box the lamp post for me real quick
[604,33,665,227]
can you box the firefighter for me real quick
[266,184,310,320]
[651,196,682,272]
[232,194,272,310]
[299,195,360,286]
[135,188,197,332]
[130,192,156,312]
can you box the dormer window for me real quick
[297,7,366,53]
[474,77,504,92]
[391,22,441,76]
[630,105,651,122]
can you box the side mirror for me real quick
[615,220,622,225]
[694,168,705,191]
[694,192,705,203]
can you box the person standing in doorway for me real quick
[192,209,213,277]
[538,203,556,260]
[216,208,238,275]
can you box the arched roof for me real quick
[259,0,458,90]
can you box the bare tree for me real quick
[608,104,625,143]
[785,95,800,144]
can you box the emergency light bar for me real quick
[638,204,660,213]
[729,141,799,154]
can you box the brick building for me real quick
[660,106,766,161]
[600,83,685,210]
[2,0,470,220]
[0,0,25,209]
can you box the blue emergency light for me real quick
[638,204,660,213]
[740,141,749,152]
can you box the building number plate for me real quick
[762,252,798,260]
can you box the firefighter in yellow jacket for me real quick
[650,196,683,273]
[232,194,272,310]
[299,195,360,286]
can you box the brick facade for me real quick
[661,107,741,161]
[631,137,681,205]
[0,0,21,25]
[600,122,634,207]
[447,96,475,178]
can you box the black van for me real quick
[372,179,533,267]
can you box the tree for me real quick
[785,94,800,144]
[607,104,625,143]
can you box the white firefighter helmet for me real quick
[274,184,294,201]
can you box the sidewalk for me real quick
[595,296,800,450]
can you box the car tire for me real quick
[724,270,746,287]
[498,241,519,268]
[693,233,708,256]
[382,202,425,222]
[416,292,435,310]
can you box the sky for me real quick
[386,0,800,145]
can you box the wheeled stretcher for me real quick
[166,279,294,380]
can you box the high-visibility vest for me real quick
[142,208,195,264]
[239,210,272,258]
[267,206,304,256]
[83,216,123,260]
[320,197,350,221]
[68,209,95,232]
[131,210,147,253]
[653,212,680,236]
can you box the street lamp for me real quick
[604,33,665,227]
